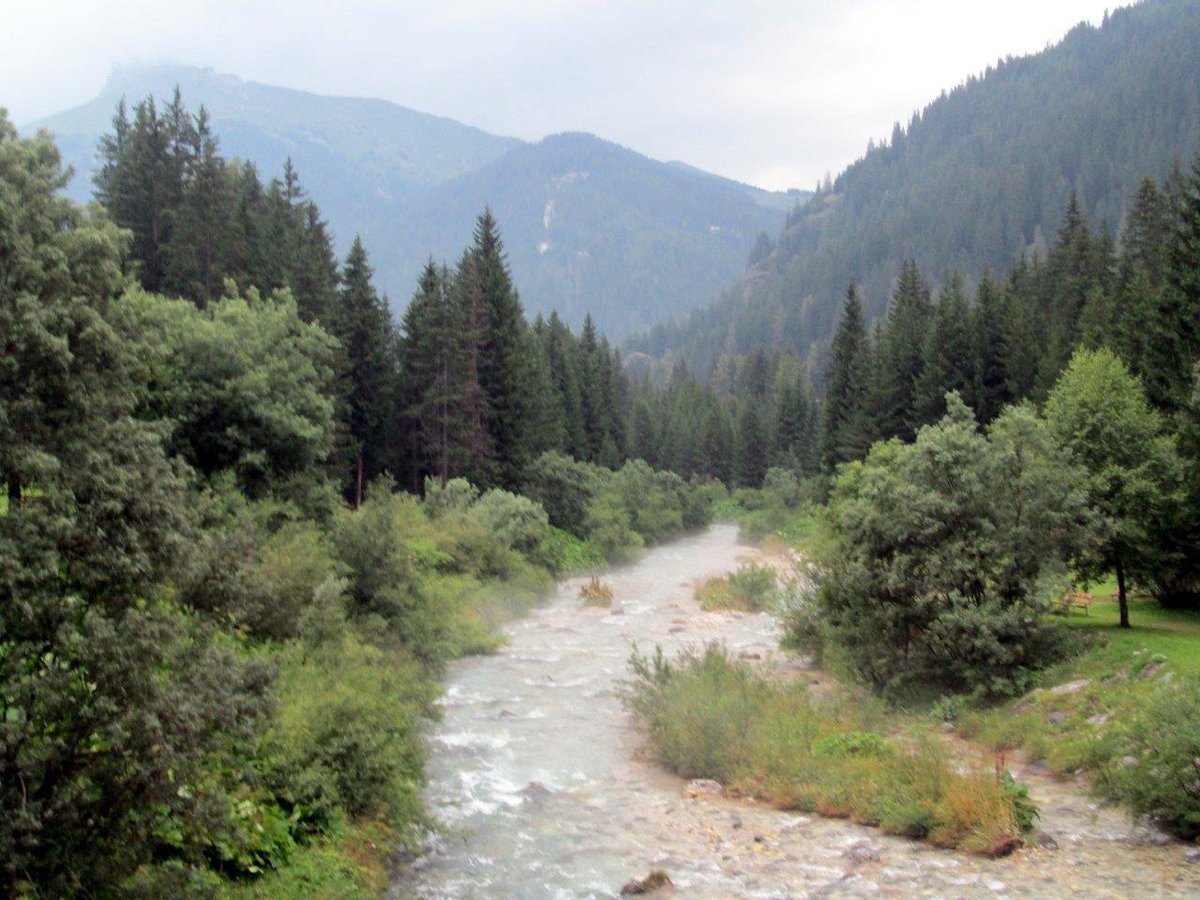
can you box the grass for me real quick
[955,589,1200,838]
[695,562,778,612]
[626,644,1030,857]
[578,575,615,607]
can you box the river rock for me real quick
[1186,849,1200,864]
[1051,678,1090,695]
[620,869,672,894]
[521,781,552,797]
[842,841,881,863]
[684,779,724,799]
[1033,830,1060,850]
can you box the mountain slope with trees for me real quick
[630,0,1200,378]
[24,65,798,339]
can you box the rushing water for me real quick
[390,524,1200,899]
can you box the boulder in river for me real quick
[684,779,724,799]
[620,869,672,894]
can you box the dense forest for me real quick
[6,6,1200,889]
[629,0,1200,380]
[0,103,722,895]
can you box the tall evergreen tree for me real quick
[876,259,933,441]
[333,237,396,506]
[915,273,976,424]
[820,283,873,470]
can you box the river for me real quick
[389,524,1200,899]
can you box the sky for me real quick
[4,0,1120,191]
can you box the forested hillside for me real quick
[26,66,797,339]
[631,0,1200,378]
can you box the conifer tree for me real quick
[334,237,396,506]
[876,259,932,441]
[820,283,873,470]
[915,273,976,424]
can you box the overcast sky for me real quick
[4,0,1119,190]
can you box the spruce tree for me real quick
[915,273,976,424]
[820,283,873,470]
[334,237,396,506]
[877,259,933,441]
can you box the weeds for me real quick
[695,562,778,612]
[625,644,1032,856]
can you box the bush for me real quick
[266,635,435,833]
[816,397,1091,698]
[1105,674,1200,838]
[469,488,551,555]
[521,451,602,536]
[625,645,1033,855]
[578,576,615,607]
[696,562,778,611]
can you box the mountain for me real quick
[630,0,1200,378]
[23,65,798,339]
[370,132,803,337]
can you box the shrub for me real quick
[696,562,778,612]
[817,397,1091,698]
[625,645,1032,855]
[521,451,602,536]
[1105,674,1200,838]
[578,576,615,607]
[469,488,551,555]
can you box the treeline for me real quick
[629,0,1200,380]
[812,159,1200,606]
[0,106,716,897]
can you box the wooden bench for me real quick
[1058,591,1093,615]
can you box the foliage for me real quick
[625,645,1032,855]
[578,576,615,607]
[633,1,1200,383]
[264,635,435,833]
[124,287,339,498]
[1105,675,1200,838]
[959,594,1200,839]
[695,562,778,612]
[1045,347,1181,624]
[814,396,1091,697]
[521,450,603,536]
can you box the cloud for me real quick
[3,0,1114,190]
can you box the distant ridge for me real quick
[25,65,799,339]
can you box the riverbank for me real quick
[391,525,1200,897]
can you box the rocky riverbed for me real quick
[389,524,1200,899]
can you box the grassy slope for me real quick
[958,589,1200,775]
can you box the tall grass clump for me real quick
[625,644,1032,856]
[695,561,778,612]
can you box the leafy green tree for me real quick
[814,394,1090,696]
[0,114,272,894]
[1045,348,1181,627]
[124,286,339,499]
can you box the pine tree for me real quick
[915,273,977,424]
[876,259,933,441]
[972,271,1013,424]
[820,283,873,470]
[334,237,396,506]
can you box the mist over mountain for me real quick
[629,0,1200,378]
[25,64,797,339]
